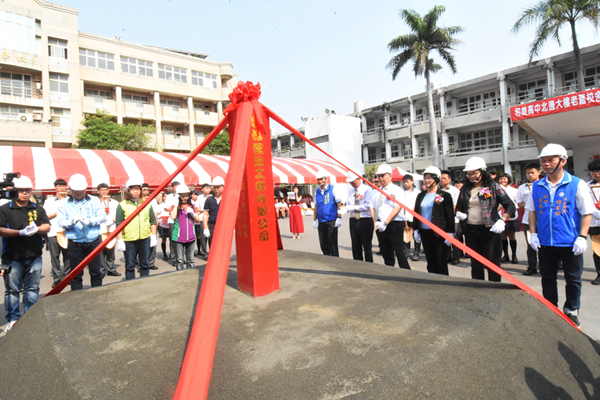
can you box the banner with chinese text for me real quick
[510,88,600,121]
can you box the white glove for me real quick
[338,207,348,216]
[186,207,195,216]
[490,219,506,234]
[117,239,126,252]
[80,217,90,226]
[413,231,421,243]
[105,220,115,227]
[150,234,157,248]
[345,205,355,212]
[529,233,540,252]
[376,221,387,232]
[592,209,600,219]
[445,233,454,247]
[573,236,587,256]
[335,218,342,228]
[19,223,38,236]
[313,220,318,229]
[456,212,467,221]
[70,216,82,226]
[203,228,211,238]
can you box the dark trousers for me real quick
[451,222,464,260]
[174,241,195,270]
[124,237,150,280]
[168,223,175,260]
[595,252,600,275]
[349,218,374,262]
[100,246,116,275]
[539,246,583,312]
[523,224,538,269]
[207,223,216,251]
[67,237,103,290]
[421,229,449,275]
[47,236,70,286]
[148,243,156,268]
[463,224,502,282]
[379,221,410,269]
[318,220,339,257]
[195,225,208,256]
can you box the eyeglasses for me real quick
[375,174,388,178]
[466,172,480,177]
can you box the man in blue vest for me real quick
[526,144,595,328]
[313,169,342,256]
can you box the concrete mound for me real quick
[1,250,599,399]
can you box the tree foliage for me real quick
[511,0,600,90]
[201,129,231,155]
[74,111,156,151]
[387,6,464,167]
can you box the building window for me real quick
[482,91,498,108]
[158,64,187,83]
[48,38,68,59]
[49,73,69,93]
[517,80,546,101]
[79,49,115,70]
[401,111,410,126]
[434,104,441,118]
[446,101,453,115]
[584,66,600,88]
[121,57,154,77]
[415,108,424,122]
[194,127,204,137]
[160,99,181,108]
[86,89,111,99]
[0,12,35,53]
[378,118,384,127]
[459,128,502,151]
[417,139,427,157]
[312,135,329,144]
[448,136,456,153]
[194,103,212,112]
[0,73,32,98]
[162,126,174,135]
[367,120,374,130]
[403,143,412,158]
[391,143,400,158]
[0,105,26,121]
[380,147,386,160]
[191,71,218,89]
[122,94,148,104]
[50,108,70,127]
[368,147,377,162]
[389,114,398,125]
[458,94,482,113]
[563,72,577,90]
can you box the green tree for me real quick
[511,0,600,91]
[387,5,464,167]
[201,129,231,155]
[74,111,156,151]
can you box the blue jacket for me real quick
[57,195,105,243]
[315,184,338,222]
[532,171,581,247]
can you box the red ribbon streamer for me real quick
[265,106,580,332]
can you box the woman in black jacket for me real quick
[413,166,455,275]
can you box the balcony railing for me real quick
[365,158,386,165]
[508,139,537,149]
[451,143,503,156]
[0,86,33,98]
[445,103,500,119]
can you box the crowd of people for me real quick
[0,143,598,332]
[311,144,599,328]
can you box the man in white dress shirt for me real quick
[343,171,375,262]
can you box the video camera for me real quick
[0,172,21,200]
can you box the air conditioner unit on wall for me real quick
[18,114,30,122]
[32,114,42,121]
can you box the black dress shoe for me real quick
[523,268,537,276]
[107,271,122,277]
[511,255,518,264]
[591,275,600,285]
[410,253,420,262]
[450,259,460,266]
[149,266,158,270]
[162,255,169,261]
[501,254,509,262]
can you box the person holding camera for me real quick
[0,176,51,332]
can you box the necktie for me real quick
[355,188,361,220]
[376,190,384,221]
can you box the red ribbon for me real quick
[224,81,268,136]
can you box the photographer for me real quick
[0,176,50,332]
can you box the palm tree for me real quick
[511,0,600,92]
[387,6,464,167]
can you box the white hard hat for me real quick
[212,176,225,186]
[126,179,143,188]
[12,176,33,189]
[314,169,329,179]
[175,185,190,194]
[345,170,359,183]
[538,143,568,160]
[423,166,441,178]
[69,174,88,191]
[463,157,487,172]
[376,164,393,175]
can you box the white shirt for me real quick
[376,182,406,223]
[401,186,420,222]
[165,193,179,223]
[588,180,600,228]
[98,197,119,233]
[43,195,65,237]
[442,184,461,223]
[347,184,375,219]
[516,183,533,225]
[525,177,596,219]
[501,185,519,221]
[152,199,170,228]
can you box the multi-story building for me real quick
[0,0,237,152]
[274,43,600,181]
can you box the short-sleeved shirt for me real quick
[516,183,533,224]
[43,195,64,237]
[0,200,50,260]
[442,184,461,223]
[402,187,420,222]
[204,196,221,224]
[419,193,436,230]
[347,184,375,219]
[377,183,406,223]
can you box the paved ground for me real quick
[1,214,599,340]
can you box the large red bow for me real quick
[223,81,267,136]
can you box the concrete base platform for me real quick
[1,250,600,399]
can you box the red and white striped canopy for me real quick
[0,146,349,193]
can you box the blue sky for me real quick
[60,0,599,132]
